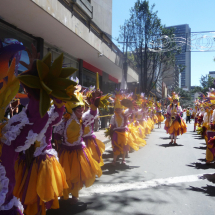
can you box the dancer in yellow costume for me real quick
[164,92,187,145]
[12,50,79,215]
[106,92,141,165]
[141,100,151,135]
[156,102,164,128]
[82,87,111,166]
[53,89,102,203]
[192,100,200,132]
[126,94,146,148]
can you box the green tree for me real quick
[118,0,176,96]
[174,87,192,108]
[192,75,215,95]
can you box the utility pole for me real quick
[118,27,135,88]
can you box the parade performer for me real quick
[164,92,187,144]
[205,103,215,163]
[127,94,146,147]
[53,87,102,203]
[156,102,164,129]
[0,40,26,215]
[201,104,213,140]
[12,51,78,215]
[82,84,111,166]
[202,89,215,163]
[191,100,200,132]
[141,99,152,135]
[197,104,204,128]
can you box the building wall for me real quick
[91,0,112,38]
[162,65,179,89]
[166,24,191,90]
[209,71,215,78]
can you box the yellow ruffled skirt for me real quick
[164,118,187,136]
[140,120,151,135]
[128,123,146,148]
[153,115,158,124]
[59,146,102,198]
[148,118,154,131]
[157,114,164,123]
[14,155,68,215]
[84,137,105,166]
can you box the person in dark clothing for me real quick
[186,108,191,123]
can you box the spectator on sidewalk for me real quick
[186,108,191,123]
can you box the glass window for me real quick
[0,22,37,74]
[83,69,96,87]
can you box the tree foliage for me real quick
[192,75,215,95]
[118,0,176,96]
[174,87,192,108]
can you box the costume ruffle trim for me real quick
[15,107,59,156]
[42,149,59,161]
[1,108,32,146]
[33,108,59,157]
[15,129,38,153]
[53,119,65,136]
[0,163,9,208]
[0,196,23,212]
[82,109,98,126]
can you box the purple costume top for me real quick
[0,95,64,214]
[54,107,98,152]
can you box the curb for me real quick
[103,139,111,144]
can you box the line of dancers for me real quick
[0,42,165,215]
[192,89,215,163]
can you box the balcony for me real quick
[70,0,93,19]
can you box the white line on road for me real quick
[80,172,215,197]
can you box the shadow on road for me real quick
[187,162,215,170]
[194,137,204,140]
[82,192,160,215]
[159,137,171,140]
[102,162,140,175]
[188,185,215,197]
[200,173,215,183]
[187,173,215,197]
[47,200,87,215]
[193,146,207,150]
[156,144,183,148]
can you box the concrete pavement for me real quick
[47,122,215,215]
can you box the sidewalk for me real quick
[93,129,110,144]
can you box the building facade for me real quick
[166,24,191,90]
[0,0,138,94]
[209,71,215,78]
[162,64,180,90]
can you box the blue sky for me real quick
[112,0,215,86]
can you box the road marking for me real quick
[105,144,112,151]
[80,172,215,197]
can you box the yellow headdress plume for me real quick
[114,94,124,109]
[18,53,78,117]
[168,92,180,102]
[65,91,85,114]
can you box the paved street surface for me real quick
[47,122,215,215]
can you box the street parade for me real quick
[1,0,215,214]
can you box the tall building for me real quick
[209,71,215,78]
[166,24,191,90]
[162,64,180,90]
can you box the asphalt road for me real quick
[47,121,215,215]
